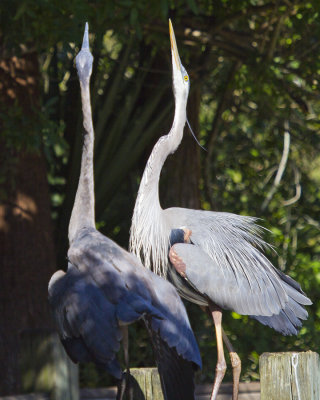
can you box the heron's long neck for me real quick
[68,79,95,243]
[137,94,187,209]
[130,93,187,275]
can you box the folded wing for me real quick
[48,264,123,379]
[67,228,201,399]
[171,242,311,334]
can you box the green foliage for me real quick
[2,0,320,388]
[195,0,320,381]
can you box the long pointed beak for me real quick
[81,22,90,50]
[76,22,93,81]
[169,19,181,71]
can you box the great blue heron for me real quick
[130,20,312,400]
[48,23,201,400]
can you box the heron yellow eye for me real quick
[184,75,189,82]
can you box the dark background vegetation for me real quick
[1,0,320,394]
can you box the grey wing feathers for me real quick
[172,243,311,334]
[171,243,286,315]
[167,265,208,307]
[48,265,123,379]
[252,268,311,335]
[68,228,202,368]
[65,228,201,399]
[167,209,276,289]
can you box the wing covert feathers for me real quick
[48,265,123,379]
[68,228,201,369]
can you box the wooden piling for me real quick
[19,330,79,400]
[130,368,164,400]
[260,351,320,400]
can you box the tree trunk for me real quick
[0,51,56,394]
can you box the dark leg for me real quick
[116,326,133,400]
[121,326,130,373]
[222,328,241,400]
[116,375,127,400]
[208,303,227,400]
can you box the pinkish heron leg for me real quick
[222,328,241,400]
[208,303,227,400]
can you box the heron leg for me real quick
[116,326,133,400]
[121,326,130,374]
[222,328,241,400]
[116,375,126,400]
[209,303,226,400]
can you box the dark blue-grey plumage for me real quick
[48,263,123,378]
[49,227,201,399]
[67,227,201,368]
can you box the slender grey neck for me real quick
[129,88,188,275]
[136,92,187,210]
[69,27,95,243]
[130,26,190,275]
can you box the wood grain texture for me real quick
[260,351,320,400]
[130,368,164,400]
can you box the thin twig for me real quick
[262,166,278,188]
[305,215,320,230]
[261,122,290,211]
[279,208,291,271]
[283,167,301,206]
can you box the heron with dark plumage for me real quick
[48,23,201,400]
[130,20,312,400]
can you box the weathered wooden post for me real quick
[260,351,320,400]
[130,368,164,400]
[20,330,79,400]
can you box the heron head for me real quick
[169,19,190,101]
[76,22,93,84]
